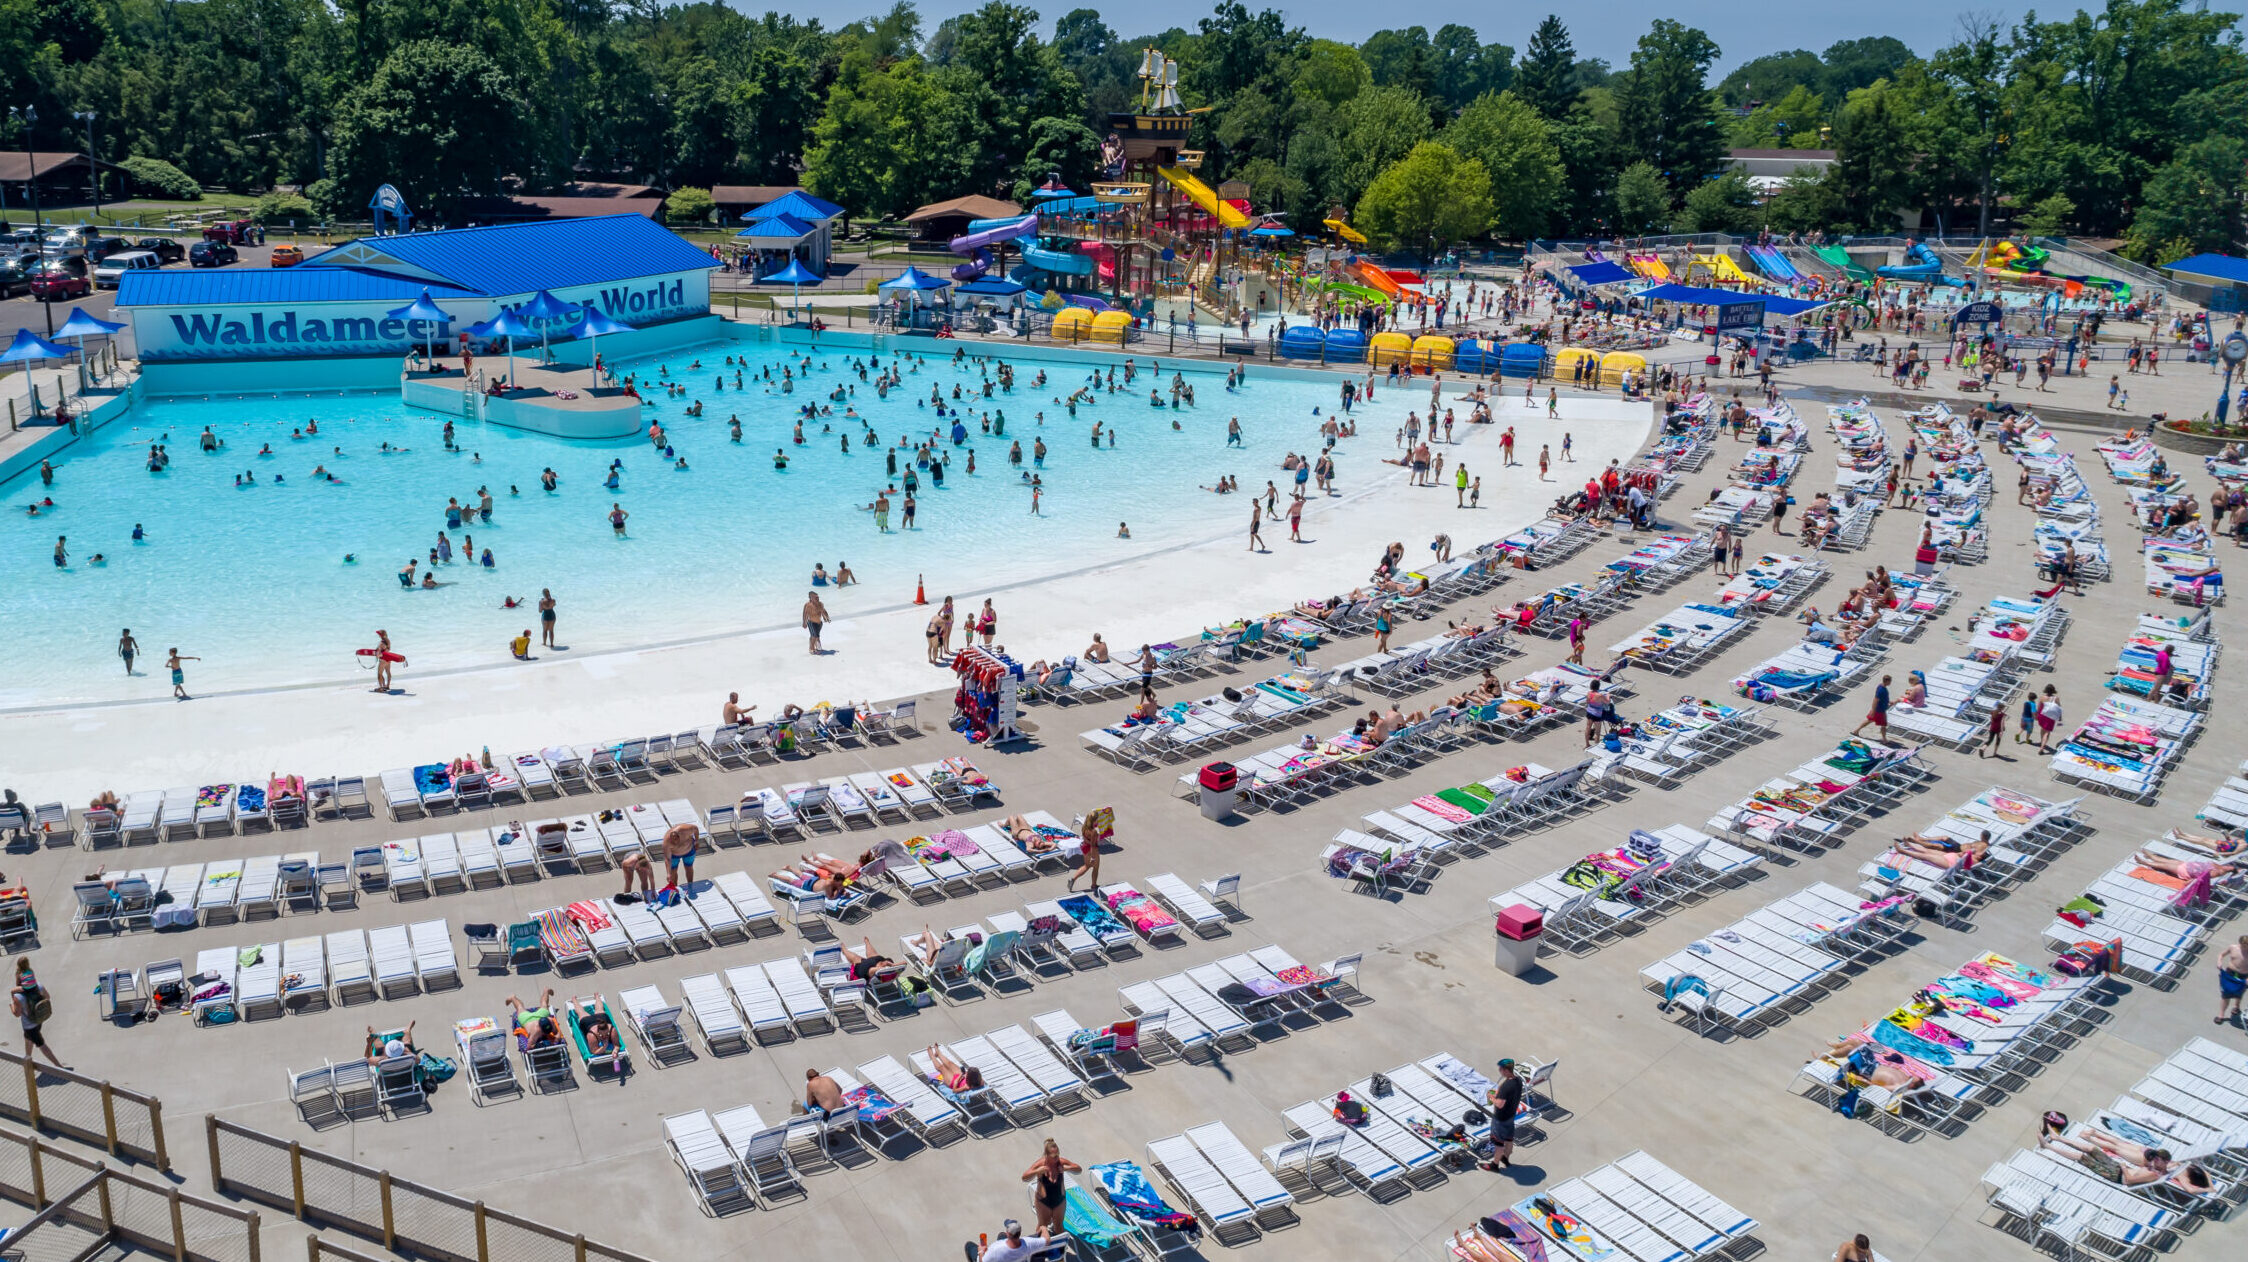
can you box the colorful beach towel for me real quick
[1515,1195,1615,1262]
[1058,893,1129,941]
[1091,1162,1201,1237]
[1104,888,1178,936]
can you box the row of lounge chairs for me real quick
[102,920,460,1025]
[1795,950,2106,1138]
[2193,756,2248,835]
[1446,1149,1759,1262]
[1643,880,1912,1036]
[1490,824,1762,953]
[2039,833,2243,984]
[69,852,334,937]
[1352,757,1606,874]
[2046,695,2202,802]
[707,759,1002,840]
[1586,700,1770,789]
[1082,671,1351,769]
[1706,738,1933,854]
[1983,1037,2248,1260]
[1854,787,2089,926]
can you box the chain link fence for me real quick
[207,1116,657,1262]
[0,1047,169,1169]
[0,1127,259,1261]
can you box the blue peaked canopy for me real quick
[880,265,951,292]
[761,259,822,285]
[1568,261,1636,286]
[53,308,126,339]
[0,328,73,363]
[518,289,577,322]
[575,306,633,337]
[383,289,452,325]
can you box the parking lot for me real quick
[2,225,285,357]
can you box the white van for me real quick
[93,250,161,287]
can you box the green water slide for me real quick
[1812,244,1878,282]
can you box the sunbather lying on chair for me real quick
[772,861,851,899]
[506,989,562,1049]
[1890,832,1990,869]
[1448,668,1504,709]
[365,1022,418,1067]
[924,1044,983,1094]
[1819,1036,1927,1090]
[903,926,945,969]
[2039,1129,2212,1190]
[2165,827,2244,857]
[2133,851,2241,882]
[839,938,903,982]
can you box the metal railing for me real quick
[0,1046,170,1169]
[206,1116,658,1262]
[0,1127,258,1262]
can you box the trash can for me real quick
[1493,904,1543,976]
[1197,761,1241,821]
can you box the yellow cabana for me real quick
[1370,331,1414,367]
[1554,347,1601,380]
[1599,351,1646,386]
[1410,335,1455,370]
[1090,310,1134,346]
[1049,306,1093,341]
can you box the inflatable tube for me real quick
[356,649,407,663]
[1278,327,1327,360]
[1322,329,1369,363]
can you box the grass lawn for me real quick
[9,194,263,229]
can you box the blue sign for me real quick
[368,184,414,235]
[1715,302,1766,332]
[1951,300,2004,325]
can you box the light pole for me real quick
[72,110,97,215]
[11,105,51,337]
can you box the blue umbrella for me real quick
[468,309,539,388]
[879,265,951,312]
[573,304,633,379]
[517,290,578,363]
[760,258,822,316]
[1,328,76,416]
[383,289,453,362]
[53,307,127,386]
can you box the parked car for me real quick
[269,243,303,268]
[94,250,162,288]
[188,240,238,267]
[28,257,92,300]
[38,228,87,258]
[0,255,30,297]
[202,219,258,245]
[84,236,132,264]
[133,237,186,264]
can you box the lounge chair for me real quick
[236,942,283,1020]
[368,925,418,999]
[281,936,327,1011]
[1147,1131,1265,1241]
[723,964,796,1043]
[618,983,692,1067]
[679,973,750,1056]
[409,920,459,989]
[324,931,373,1005]
[665,1110,755,1215]
[710,1105,804,1209]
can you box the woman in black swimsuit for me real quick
[539,589,557,649]
[1022,1137,1081,1236]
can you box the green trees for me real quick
[1676,168,1761,233]
[1612,20,1726,196]
[663,186,716,226]
[1512,15,1578,120]
[1443,91,1564,239]
[1355,142,1492,259]
[327,39,520,216]
[1612,161,1673,234]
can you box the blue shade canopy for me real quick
[0,329,74,363]
[382,289,452,324]
[468,309,539,340]
[1638,283,1769,305]
[1568,261,1635,286]
[575,306,634,337]
[761,259,822,285]
[53,308,127,339]
[1250,226,1294,237]
[1030,186,1076,200]
[518,289,577,322]
[880,265,952,292]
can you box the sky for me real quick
[740,1,2038,69]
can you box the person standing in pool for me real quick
[902,493,916,529]
[118,629,138,675]
[539,589,558,648]
[166,648,198,700]
[609,503,628,537]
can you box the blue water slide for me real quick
[951,214,1038,280]
[1278,326,1327,360]
[1746,245,1803,283]
[1019,241,1094,276]
[1451,338,1487,374]
[1876,241,1966,286]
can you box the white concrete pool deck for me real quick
[1,392,1653,802]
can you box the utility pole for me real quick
[72,110,98,214]
[12,105,52,337]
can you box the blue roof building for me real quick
[117,214,718,364]
[734,190,842,278]
[2167,253,2248,311]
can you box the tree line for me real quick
[2,0,2240,262]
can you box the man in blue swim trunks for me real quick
[661,821,700,888]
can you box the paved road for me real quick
[3,241,279,357]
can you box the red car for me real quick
[202,219,258,245]
[27,258,91,301]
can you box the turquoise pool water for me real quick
[5,337,1412,703]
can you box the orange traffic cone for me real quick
[914,574,928,605]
